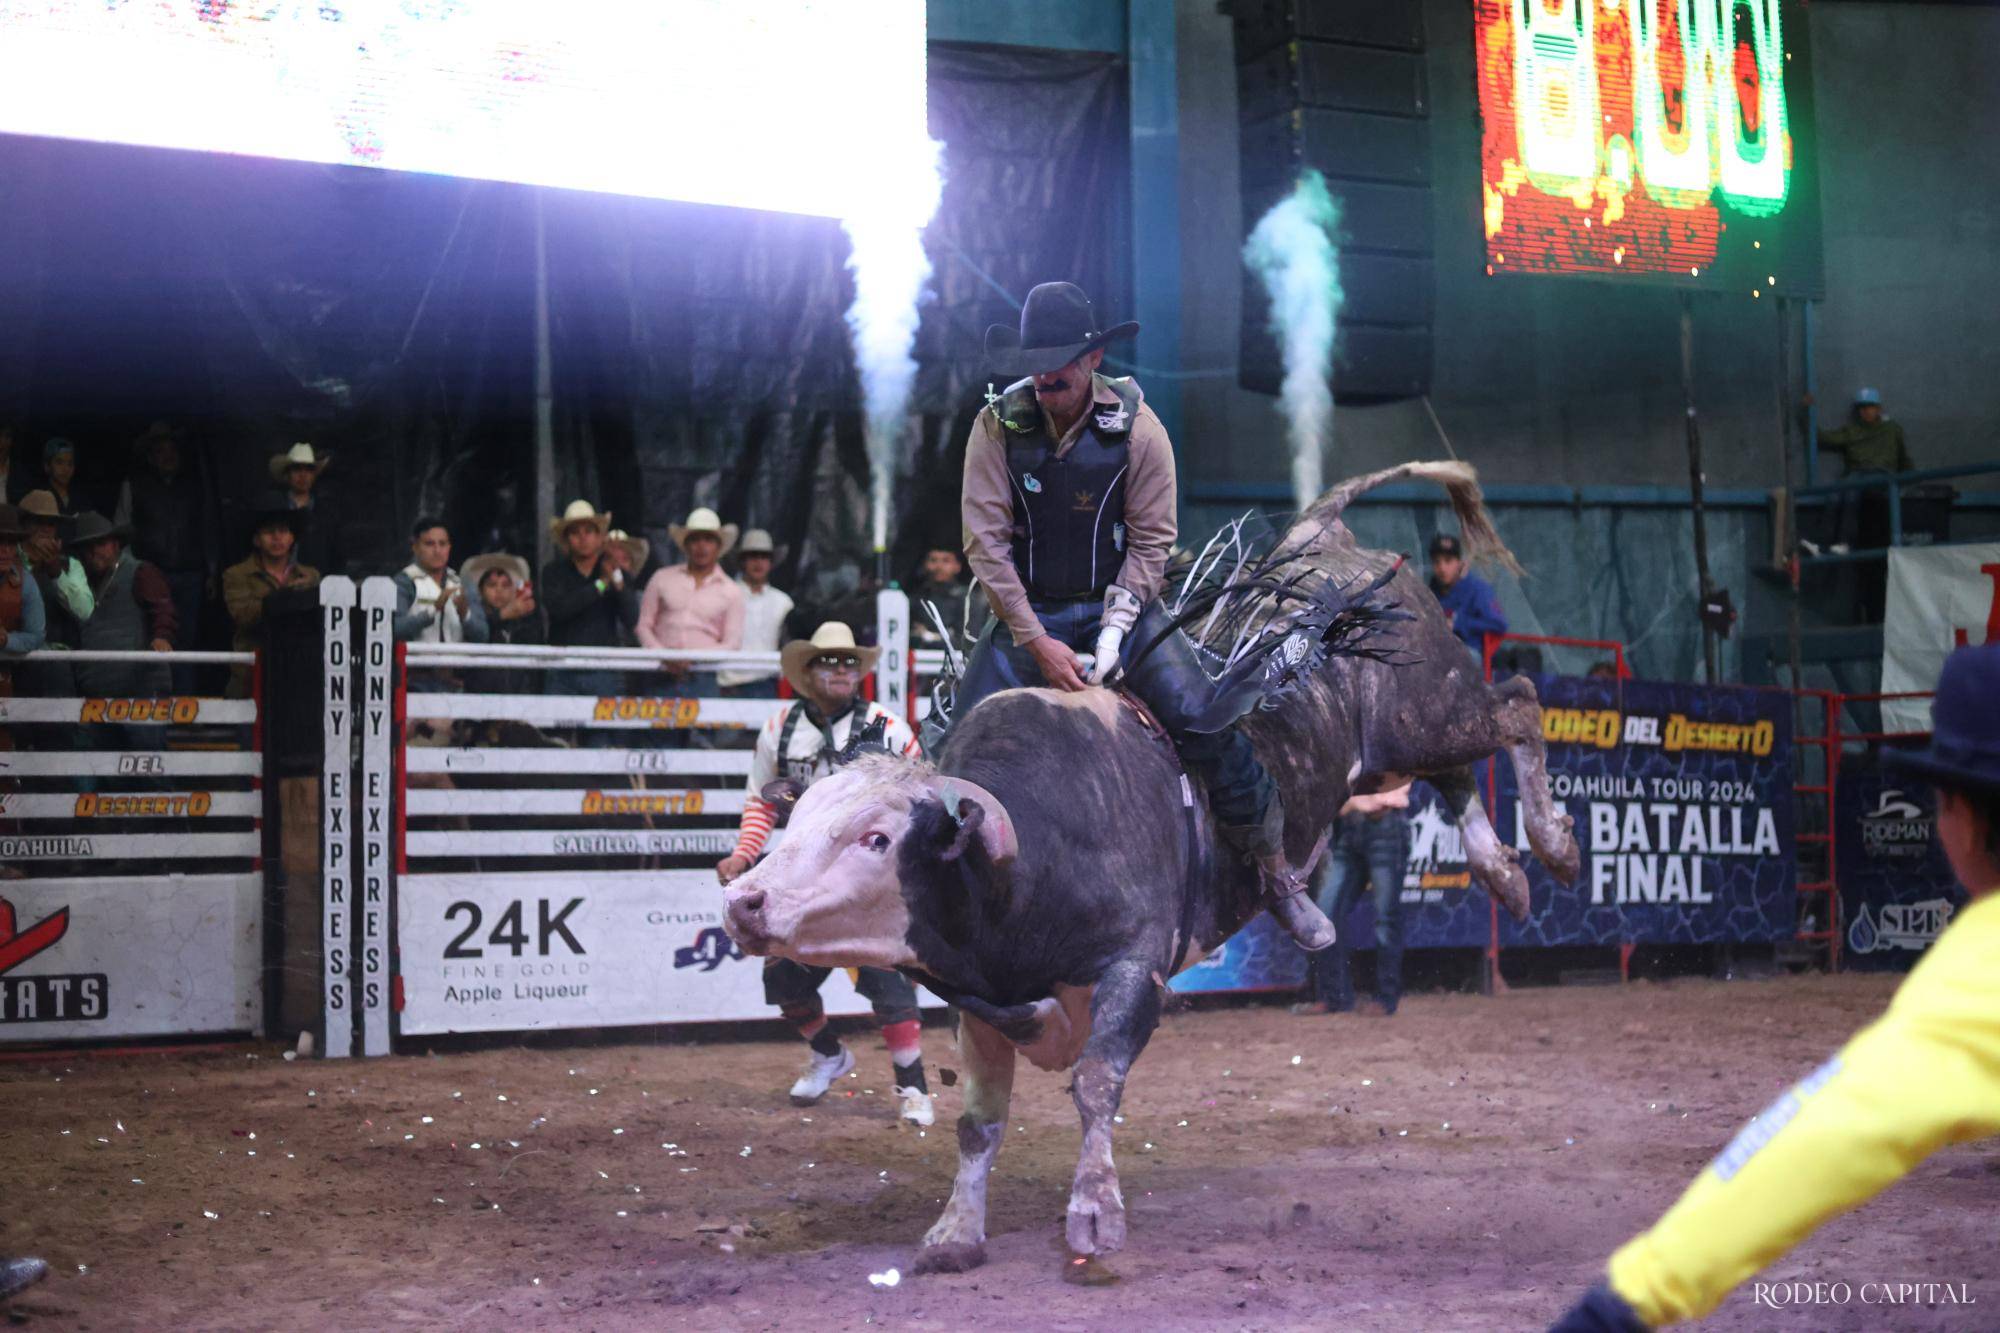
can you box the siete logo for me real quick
[0,897,107,1024]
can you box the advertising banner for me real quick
[1496,677,1796,947]
[0,875,261,1042]
[1834,753,1965,972]
[1881,542,2000,734]
[1176,677,1798,993]
[397,870,939,1036]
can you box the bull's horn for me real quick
[937,778,1017,867]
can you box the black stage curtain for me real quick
[0,45,1125,623]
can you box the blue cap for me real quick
[1853,387,1882,406]
[1885,642,2000,794]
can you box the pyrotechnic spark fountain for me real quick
[842,132,943,579]
[1243,170,1343,512]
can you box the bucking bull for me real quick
[723,461,1581,1271]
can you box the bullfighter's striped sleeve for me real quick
[734,706,788,859]
[734,797,776,860]
[1603,888,2000,1326]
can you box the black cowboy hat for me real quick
[242,499,307,542]
[984,282,1139,379]
[64,511,132,548]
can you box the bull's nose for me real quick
[724,887,771,954]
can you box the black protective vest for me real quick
[996,375,1140,602]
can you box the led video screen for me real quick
[0,1,925,220]
[1475,0,1822,295]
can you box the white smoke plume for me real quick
[842,135,944,556]
[1243,170,1343,511]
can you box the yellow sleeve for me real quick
[1608,894,2000,1326]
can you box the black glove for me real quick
[1550,1283,1650,1333]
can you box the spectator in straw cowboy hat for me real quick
[540,499,638,699]
[222,502,320,697]
[716,621,934,1124]
[463,551,542,695]
[718,528,791,698]
[269,442,343,575]
[637,507,744,696]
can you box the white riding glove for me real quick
[1090,586,1143,686]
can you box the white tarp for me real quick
[0,874,261,1041]
[1882,543,2000,734]
[397,870,938,1036]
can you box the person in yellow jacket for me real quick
[1555,639,2000,1331]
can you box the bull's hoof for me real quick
[1065,1190,1127,1255]
[913,1241,986,1274]
[1531,813,1582,885]
[1488,857,1533,922]
[1543,836,1581,886]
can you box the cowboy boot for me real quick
[1221,801,1336,952]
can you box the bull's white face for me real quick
[722,767,920,970]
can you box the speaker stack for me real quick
[1228,0,1435,401]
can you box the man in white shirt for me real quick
[719,528,792,697]
[715,622,933,1124]
[392,517,486,646]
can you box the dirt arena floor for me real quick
[4,972,1992,1331]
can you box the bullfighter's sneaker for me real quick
[789,1044,855,1106]
[896,1086,936,1127]
[0,1256,48,1300]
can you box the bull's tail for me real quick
[1288,460,1523,577]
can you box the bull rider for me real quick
[954,281,1336,950]
[715,622,936,1125]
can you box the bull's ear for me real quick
[760,779,806,828]
[936,780,1016,867]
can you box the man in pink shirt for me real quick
[637,507,745,696]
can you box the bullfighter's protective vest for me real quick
[996,374,1140,602]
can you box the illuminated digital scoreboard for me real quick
[1475,0,1822,294]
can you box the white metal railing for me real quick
[328,578,920,1050]
[0,646,265,1043]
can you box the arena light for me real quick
[0,1,927,220]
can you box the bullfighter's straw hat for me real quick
[781,621,879,697]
